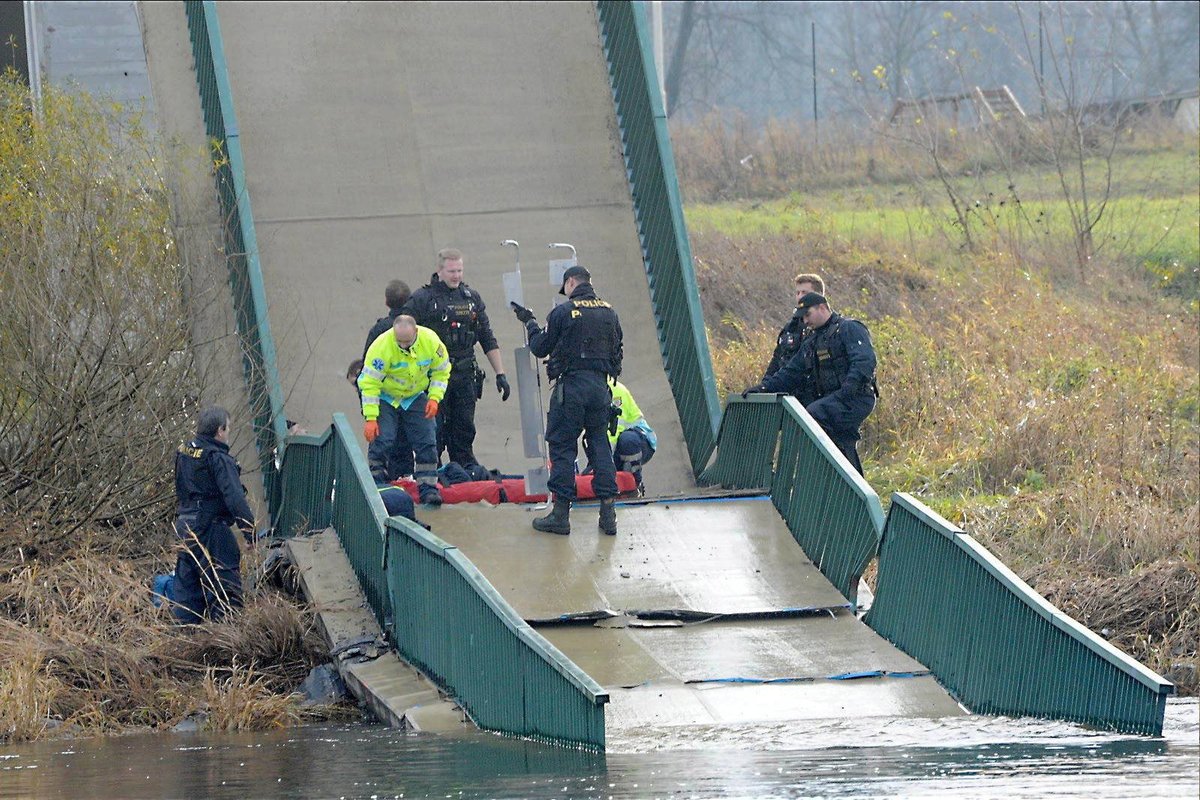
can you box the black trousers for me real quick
[172,513,243,624]
[546,371,617,501]
[436,371,479,468]
[806,390,876,475]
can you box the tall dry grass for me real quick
[686,134,1199,691]
[0,543,349,744]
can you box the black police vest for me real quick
[424,286,479,359]
[803,316,871,399]
[547,298,621,380]
[175,437,237,522]
[773,318,805,366]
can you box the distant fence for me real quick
[274,414,608,750]
[596,0,720,476]
[701,395,1173,735]
[866,493,1173,736]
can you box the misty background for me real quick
[660,1,1199,124]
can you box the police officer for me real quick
[761,273,825,382]
[404,248,510,470]
[512,265,623,536]
[364,279,411,358]
[745,292,878,474]
[361,280,414,481]
[359,315,451,505]
[172,406,255,624]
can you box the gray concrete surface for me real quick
[201,1,696,494]
[427,497,966,730]
[30,1,154,118]
[285,529,471,733]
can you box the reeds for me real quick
[0,541,355,744]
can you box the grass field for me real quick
[684,129,1199,693]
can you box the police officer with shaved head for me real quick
[511,265,623,536]
[744,292,878,474]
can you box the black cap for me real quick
[796,291,827,311]
[559,265,591,295]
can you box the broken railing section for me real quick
[702,395,1174,736]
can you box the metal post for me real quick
[811,20,818,146]
[648,0,666,112]
[23,0,42,117]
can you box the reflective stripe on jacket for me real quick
[607,378,656,450]
[358,325,451,419]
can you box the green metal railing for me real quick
[184,0,288,500]
[697,394,783,489]
[386,519,608,750]
[273,429,335,538]
[772,399,884,606]
[701,396,883,603]
[326,416,392,625]
[272,414,608,748]
[866,493,1173,736]
[596,0,720,476]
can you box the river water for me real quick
[2,699,1195,799]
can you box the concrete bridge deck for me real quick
[427,498,963,735]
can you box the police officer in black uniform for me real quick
[172,406,255,623]
[745,293,878,474]
[761,273,825,381]
[512,265,623,536]
[404,248,510,471]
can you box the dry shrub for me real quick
[169,590,327,694]
[0,546,344,744]
[0,649,59,742]
[1031,560,1200,694]
[693,227,930,352]
[694,193,1198,692]
[0,73,205,556]
[201,660,303,732]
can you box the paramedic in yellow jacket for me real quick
[359,315,450,506]
[608,378,656,492]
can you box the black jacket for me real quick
[363,308,402,359]
[404,274,499,361]
[526,282,623,379]
[763,309,808,381]
[174,434,254,533]
[761,312,877,404]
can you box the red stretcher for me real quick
[389,472,639,505]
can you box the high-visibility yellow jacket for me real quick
[358,325,451,420]
[608,378,656,450]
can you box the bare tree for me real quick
[663,0,813,118]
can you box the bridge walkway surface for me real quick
[426,498,963,737]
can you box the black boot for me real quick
[532,499,571,535]
[598,498,617,536]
